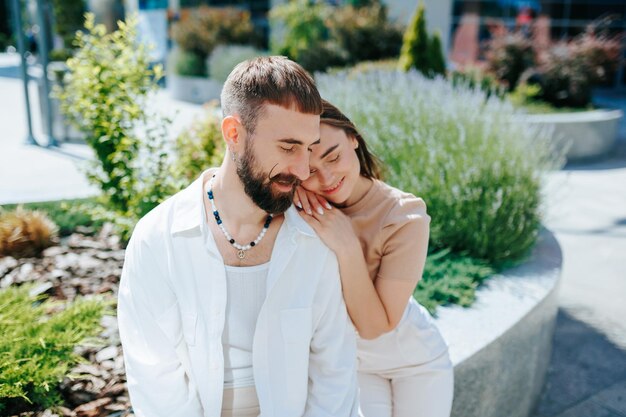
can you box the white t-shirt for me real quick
[222,262,269,388]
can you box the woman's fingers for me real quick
[316,194,332,210]
[295,187,312,215]
[305,189,326,216]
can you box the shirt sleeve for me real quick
[304,250,360,417]
[117,222,204,417]
[376,197,430,284]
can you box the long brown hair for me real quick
[320,99,383,180]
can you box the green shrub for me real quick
[428,31,446,76]
[415,249,494,314]
[50,0,85,49]
[451,65,506,99]
[168,48,207,77]
[271,0,403,73]
[328,4,403,65]
[0,285,108,415]
[290,41,349,74]
[317,69,563,263]
[270,0,331,62]
[56,14,178,241]
[173,104,225,182]
[208,45,267,83]
[399,2,445,77]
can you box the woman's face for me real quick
[302,123,361,205]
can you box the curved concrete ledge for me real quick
[434,229,562,417]
[523,109,623,161]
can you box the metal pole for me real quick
[35,0,58,147]
[10,0,37,145]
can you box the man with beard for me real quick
[117,56,359,417]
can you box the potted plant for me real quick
[487,25,623,161]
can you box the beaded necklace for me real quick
[208,175,273,260]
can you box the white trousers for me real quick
[358,351,454,417]
[221,386,260,417]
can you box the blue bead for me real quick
[217,219,222,225]
[213,211,218,216]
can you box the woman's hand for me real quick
[294,186,332,216]
[297,200,359,255]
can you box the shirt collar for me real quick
[170,169,316,239]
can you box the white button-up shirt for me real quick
[118,172,359,417]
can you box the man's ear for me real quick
[222,116,244,153]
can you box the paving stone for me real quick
[591,379,626,415]
[555,399,624,417]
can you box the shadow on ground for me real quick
[531,309,626,417]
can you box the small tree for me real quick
[57,14,178,240]
[399,2,446,77]
[428,31,446,77]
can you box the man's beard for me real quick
[236,142,301,214]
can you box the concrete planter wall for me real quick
[435,229,562,417]
[523,109,623,161]
[167,74,222,104]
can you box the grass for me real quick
[0,284,109,415]
[0,197,103,237]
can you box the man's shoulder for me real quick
[131,183,196,243]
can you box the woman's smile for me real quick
[322,177,345,195]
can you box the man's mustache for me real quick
[270,173,301,188]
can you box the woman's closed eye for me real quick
[280,146,296,154]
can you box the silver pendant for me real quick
[237,249,246,259]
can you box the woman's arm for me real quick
[335,241,418,339]
[298,203,428,340]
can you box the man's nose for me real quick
[289,150,311,181]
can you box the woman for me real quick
[295,100,454,417]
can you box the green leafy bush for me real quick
[208,45,267,83]
[271,0,402,73]
[0,285,108,415]
[172,104,225,182]
[318,69,563,263]
[56,14,178,241]
[328,3,403,65]
[168,47,207,77]
[415,250,494,314]
[50,0,85,49]
[485,32,534,91]
[270,0,332,62]
[399,2,446,78]
[451,64,506,99]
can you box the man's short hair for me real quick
[220,56,323,136]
